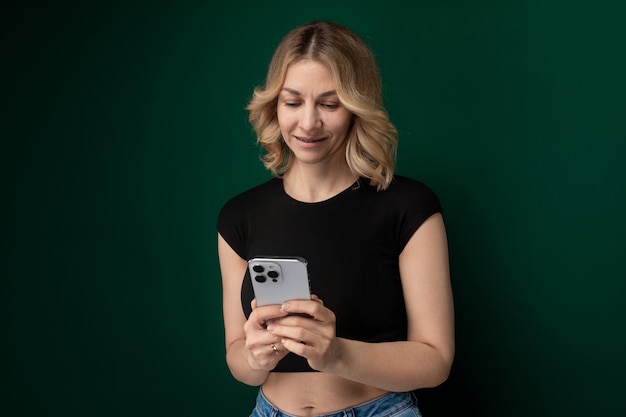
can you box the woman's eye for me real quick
[321,103,339,109]
[284,101,300,107]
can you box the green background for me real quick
[2,1,625,416]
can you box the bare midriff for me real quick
[261,372,388,416]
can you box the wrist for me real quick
[324,337,349,375]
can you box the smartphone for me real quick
[248,256,311,307]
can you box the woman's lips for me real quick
[295,136,327,143]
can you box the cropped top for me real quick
[217,175,442,372]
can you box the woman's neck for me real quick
[282,164,357,203]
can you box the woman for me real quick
[217,20,454,417]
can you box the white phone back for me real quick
[248,256,310,306]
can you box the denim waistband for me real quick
[251,387,421,417]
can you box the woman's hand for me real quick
[265,295,341,372]
[243,299,289,371]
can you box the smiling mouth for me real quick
[296,136,327,143]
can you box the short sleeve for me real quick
[394,177,443,252]
[217,198,248,260]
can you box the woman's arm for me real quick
[218,234,289,386]
[270,213,455,391]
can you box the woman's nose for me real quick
[299,104,321,131]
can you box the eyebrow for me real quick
[281,87,338,98]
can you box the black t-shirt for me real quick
[217,175,442,372]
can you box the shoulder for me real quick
[382,176,443,250]
[384,175,441,206]
[387,175,435,192]
[217,178,282,226]
[219,178,281,210]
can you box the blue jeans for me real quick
[250,388,422,417]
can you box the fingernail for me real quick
[266,324,275,331]
[280,302,290,312]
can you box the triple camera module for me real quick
[251,262,281,284]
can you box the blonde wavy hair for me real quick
[246,20,398,191]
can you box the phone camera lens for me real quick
[267,270,279,282]
[254,275,266,283]
[252,265,265,273]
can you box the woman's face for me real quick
[276,59,353,169]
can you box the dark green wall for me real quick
[2,1,625,416]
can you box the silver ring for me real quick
[270,343,280,355]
